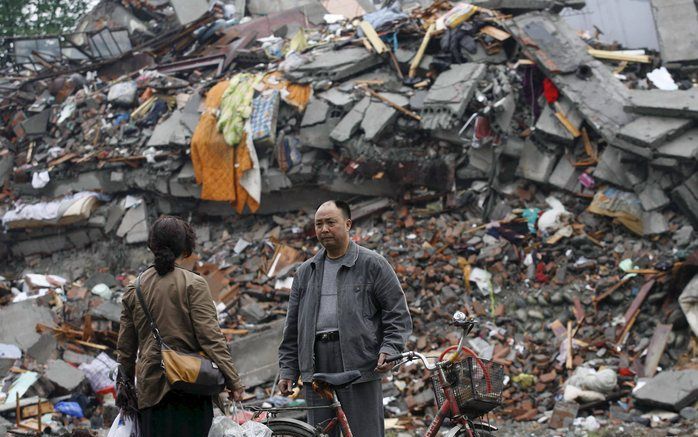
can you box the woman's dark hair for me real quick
[147,216,195,276]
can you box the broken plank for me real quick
[587,48,652,63]
[480,25,511,41]
[358,21,388,54]
[643,323,672,377]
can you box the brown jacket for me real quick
[116,266,242,409]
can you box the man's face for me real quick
[314,202,351,251]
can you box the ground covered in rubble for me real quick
[1,0,698,435]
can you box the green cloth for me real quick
[217,73,260,146]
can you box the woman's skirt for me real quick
[140,391,213,437]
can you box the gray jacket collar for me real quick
[309,240,359,268]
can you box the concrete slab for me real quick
[638,183,671,211]
[45,359,85,393]
[228,321,285,387]
[330,97,371,143]
[299,116,341,149]
[290,47,382,82]
[534,97,583,144]
[116,202,148,244]
[548,154,583,193]
[626,89,698,118]
[643,211,669,235]
[301,98,329,127]
[0,301,56,351]
[656,128,698,160]
[91,300,122,323]
[516,139,558,183]
[634,369,698,412]
[651,0,698,64]
[420,63,487,130]
[26,332,58,364]
[362,101,397,141]
[618,116,693,148]
[20,110,50,137]
[318,88,354,110]
[672,173,698,227]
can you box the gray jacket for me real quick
[278,241,412,384]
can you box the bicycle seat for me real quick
[312,370,361,388]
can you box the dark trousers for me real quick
[140,391,213,437]
[305,338,384,437]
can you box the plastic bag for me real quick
[107,413,137,437]
[567,367,617,393]
[241,421,272,437]
[208,416,272,437]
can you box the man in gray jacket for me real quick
[278,200,412,436]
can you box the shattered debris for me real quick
[0,0,697,435]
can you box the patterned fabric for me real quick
[250,90,280,148]
[217,73,260,146]
[190,80,236,202]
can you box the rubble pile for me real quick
[0,0,697,435]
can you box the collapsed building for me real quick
[0,0,697,435]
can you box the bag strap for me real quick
[134,268,163,347]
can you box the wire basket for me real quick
[431,356,504,418]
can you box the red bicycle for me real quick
[258,312,503,436]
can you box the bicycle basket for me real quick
[431,356,504,417]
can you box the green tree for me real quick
[0,0,92,37]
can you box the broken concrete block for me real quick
[45,359,85,393]
[330,97,371,143]
[420,63,487,130]
[516,139,558,183]
[593,147,645,190]
[301,97,329,127]
[618,116,693,148]
[228,320,285,387]
[638,183,671,211]
[147,111,187,147]
[642,211,669,235]
[650,0,698,64]
[116,202,148,244]
[672,173,698,227]
[0,301,56,351]
[656,128,698,161]
[107,81,138,107]
[289,47,382,82]
[91,300,122,323]
[534,98,583,144]
[362,100,397,141]
[318,88,354,110]
[634,369,698,412]
[625,89,698,118]
[506,12,635,145]
[548,155,583,193]
[20,110,50,137]
[27,333,58,364]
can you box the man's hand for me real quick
[278,378,294,396]
[228,386,245,401]
[375,353,391,372]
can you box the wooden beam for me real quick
[359,85,422,121]
[643,323,672,377]
[409,23,435,78]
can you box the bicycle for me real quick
[254,312,504,436]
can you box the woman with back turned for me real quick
[116,216,244,436]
